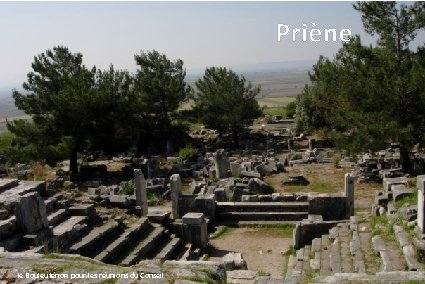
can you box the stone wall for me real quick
[178,194,216,221]
[308,193,348,221]
[293,220,342,249]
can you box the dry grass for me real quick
[257,96,296,108]
[265,164,345,194]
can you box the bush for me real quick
[178,144,198,163]
[119,180,134,195]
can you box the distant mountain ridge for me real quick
[186,60,315,76]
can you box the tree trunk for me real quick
[399,145,412,175]
[232,129,239,149]
[70,148,78,175]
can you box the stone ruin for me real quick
[1,126,425,283]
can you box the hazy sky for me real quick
[0,1,379,87]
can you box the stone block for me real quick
[147,211,171,223]
[69,204,95,216]
[183,212,204,225]
[241,162,252,172]
[254,164,266,177]
[109,195,131,208]
[417,175,425,234]
[214,188,226,202]
[182,213,208,248]
[134,169,148,216]
[171,174,182,219]
[383,177,407,192]
[374,191,388,206]
[230,162,241,177]
[241,195,258,202]
[0,217,16,239]
[14,192,48,234]
[392,184,413,202]
[214,149,229,179]
[240,171,261,179]
[87,187,99,195]
[258,195,273,202]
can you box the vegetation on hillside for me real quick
[295,2,425,156]
[4,49,262,171]
[194,67,262,146]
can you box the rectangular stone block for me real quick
[182,212,204,225]
[417,175,425,234]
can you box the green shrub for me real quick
[119,180,134,195]
[178,144,198,163]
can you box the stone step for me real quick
[350,231,365,273]
[319,249,331,276]
[52,216,88,241]
[120,226,166,266]
[329,238,341,273]
[284,254,299,284]
[0,217,16,240]
[0,181,45,205]
[0,179,19,192]
[94,217,149,263]
[154,236,183,262]
[216,202,309,213]
[372,235,406,272]
[394,225,424,271]
[68,221,121,255]
[216,212,308,222]
[338,225,352,273]
[301,245,311,278]
[47,209,69,227]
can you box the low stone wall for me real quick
[308,193,348,221]
[178,194,216,221]
[293,220,343,249]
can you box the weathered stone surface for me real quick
[0,179,19,192]
[0,181,46,210]
[399,205,417,222]
[147,211,171,223]
[240,170,261,179]
[392,184,413,201]
[417,175,425,233]
[241,195,259,202]
[214,188,226,202]
[222,252,247,270]
[69,204,95,216]
[0,216,16,240]
[134,169,148,216]
[345,173,354,217]
[182,213,208,248]
[330,238,341,273]
[374,191,388,207]
[230,162,242,177]
[214,149,229,179]
[308,194,347,221]
[248,178,273,195]
[171,174,182,219]
[14,192,48,234]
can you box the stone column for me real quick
[417,175,425,234]
[166,139,174,155]
[309,139,316,151]
[345,173,354,217]
[171,174,182,219]
[213,149,228,179]
[134,169,148,216]
[288,139,294,151]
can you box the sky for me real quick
[0,1,385,88]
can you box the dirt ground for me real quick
[209,227,292,277]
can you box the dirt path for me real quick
[209,227,292,277]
